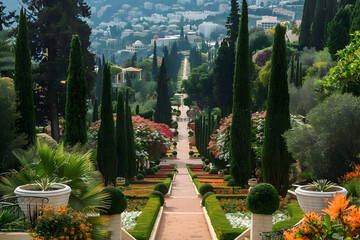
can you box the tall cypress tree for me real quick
[152,41,158,81]
[96,56,103,102]
[126,90,137,179]
[92,98,99,122]
[230,0,251,187]
[311,0,327,50]
[97,63,117,186]
[299,0,316,49]
[350,0,360,33]
[14,8,36,145]
[155,58,172,126]
[226,0,240,51]
[64,35,87,145]
[116,91,128,178]
[261,24,291,197]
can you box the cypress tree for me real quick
[97,63,117,186]
[116,91,128,178]
[64,35,87,145]
[350,0,360,33]
[311,0,327,50]
[299,0,316,49]
[96,55,104,102]
[155,58,172,126]
[92,98,99,122]
[152,41,158,81]
[226,0,240,51]
[289,55,295,85]
[126,90,137,179]
[14,8,36,145]
[230,0,252,187]
[295,56,301,88]
[261,24,291,197]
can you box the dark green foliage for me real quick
[227,179,235,186]
[202,192,214,206]
[199,183,214,196]
[14,9,36,145]
[189,47,202,71]
[327,6,352,60]
[224,175,232,181]
[146,168,155,175]
[152,41,158,81]
[261,24,291,197]
[0,2,15,31]
[102,187,127,215]
[209,168,218,174]
[138,170,146,176]
[223,169,230,175]
[351,0,360,33]
[116,91,128,178]
[154,183,168,195]
[96,56,103,102]
[125,91,137,180]
[192,174,198,179]
[64,35,87,145]
[167,173,174,179]
[230,0,252,187]
[204,167,210,172]
[92,98,99,122]
[189,151,194,155]
[97,63,117,186]
[299,0,316,49]
[246,183,279,215]
[151,191,164,206]
[136,174,144,180]
[152,167,159,172]
[225,0,240,51]
[155,59,172,126]
[295,56,302,88]
[204,159,210,165]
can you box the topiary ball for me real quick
[138,170,147,176]
[202,192,214,206]
[146,168,155,175]
[199,183,214,196]
[227,179,235,186]
[204,167,210,172]
[246,183,280,215]
[136,174,144,180]
[209,168,218,174]
[102,187,127,215]
[154,183,168,195]
[204,159,210,165]
[201,157,206,161]
[223,169,230,175]
[224,175,232,182]
[152,167,159,172]
[167,173,174,179]
[151,191,164,206]
[192,174,198,179]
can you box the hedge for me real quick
[127,197,161,240]
[272,203,303,230]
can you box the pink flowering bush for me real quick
[252,48,272,67]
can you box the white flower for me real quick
[121,211,142,230]
[225,212,288,229]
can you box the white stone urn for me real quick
[295,185,347,215]
[14,183,71,216]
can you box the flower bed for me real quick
[145,175,168,178]
[214,188,249,195]
[199,179,225,183]
[123,189,153,195]
[122,211,142,230]
[129,184,156,188]
[126,198,149,211]
[135,178,165,182]
[202,182,228,187]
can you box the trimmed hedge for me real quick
[136,174,145,180]
[127,197,161,240]
[151,191,164,206]
[154,183,168,194]
[224,176,232,182]
[246,183,279,215]
[272,203,303,230]
[202,192,214,206]
[101,187,127,215]
[199,183,214,196]
[146,168,155,175]
[209,168,218,174]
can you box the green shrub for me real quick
[209,168,218,174]
[173,142,177,146]
[172,151,177,156]
[101,187,127,215]
[167,173,174,179]
[138,170,146,176]
[192,174,198,179]
[173,130,179,136]
[199,183,214,196]
[227,179,235,186]
[136,174,144,180]
[151,191,164,206]
[189,151,194,156]
[202,157,206,161]
[146,168,155,175]
[154,183,168,194]
[204,159,210,165]
[202,192,214,206]
[246,183,279,215]
[343,181,358,198]
[223,169,230,175]
[224,175,232,182]
[152,167,159,172]
[204,167,210,172]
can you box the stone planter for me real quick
[295,185,347,215]
[251,213,272,240]
[14,183,71,217]
[102,214,122,240]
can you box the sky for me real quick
[2,0,22,13]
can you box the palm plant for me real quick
[0,30,14,75]
[303,179,338,192]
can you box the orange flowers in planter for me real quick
[284,194,360,239]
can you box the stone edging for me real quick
[202,206,218,240]
[186,168,201,197]
[167,173,176,195]
[149,206,164,240]
[0,232,31,240]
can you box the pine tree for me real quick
[261,24,292,197]
[116,91,128,178]
[299,0,316,49]
[230,0,251,187]
[125,90,137,179]
[92,98,99,122]
[14,8,36,145]
[155,58,172,126]
[152,41,158,81]
[350,0,360,33]
[97,63,117,186]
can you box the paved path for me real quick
[156,94,212,240]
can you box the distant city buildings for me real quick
[256,16,281,31]
[151,35,180,47]
[198,22,226,39]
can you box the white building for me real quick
[113,66,142,86]
[151,35,180,48]
[198,22,225,39]
[126,40,145,52]
[256,16,280,31]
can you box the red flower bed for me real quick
[135,178,164,182]
[191,171,209,175]
[157,171,172,174]
[201,182,228,187]
[145,175,168,178]
[129,184,156,188]
[123,189,153,195]
[160,168,175,171]
[199,179,224,183]
[126,198,148,211]
[214,188,249,195]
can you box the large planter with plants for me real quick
[295,180,347,215]
[14,182,71,217]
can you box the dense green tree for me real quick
[327,6,351,60]
[14,9,36,145]
[340,0,356,7]
[261,24,291,197]
[23,0,95,142]
[152,41,158,81]
[116,91,128,178]
[125,90,136,179]
[0,1,15,31]
[97,63,117,186]
[225,0,240,51]
[189,46,202,70]
[299,0,316,49]
[155,58,172,126]
[170,42,181,84]
[96,55,104,102]
[92,98,99,122]
[249,28,272,54]
[350,0,360,33]
[64,35,87,145]
[230,0,251,187]
[0,31,14,76]
[130,53,137,67]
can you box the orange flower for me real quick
[323,194,354,219]
[303,211,321,223]
[344,207,360,236]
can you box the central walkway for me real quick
[156,93,212,239]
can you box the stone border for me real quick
[0,233,31,240]
[202,206,218,240]
[167,173,176,195]
[149,206,164,240]
[186,167,201,197]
